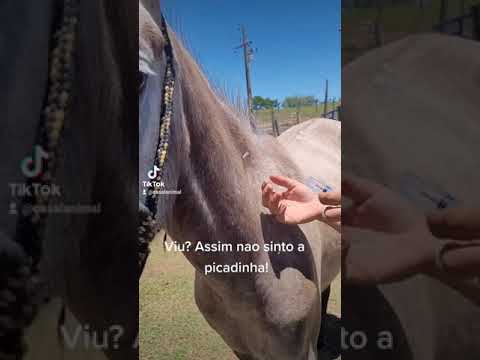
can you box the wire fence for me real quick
[434,4,480,40]
[255,105,341,137]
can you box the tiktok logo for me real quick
[21,145,49,178]
[148,165,161,180]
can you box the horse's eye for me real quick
[139,72,147,93]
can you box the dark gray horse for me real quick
[1,1,137,359]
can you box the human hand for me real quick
[342,226,437,285]
[262,175,341,228]
[341,175,438,285]
[262,175,321,225]
[343,175,426,233]
[428,207,480,240]
[319,190,342,224]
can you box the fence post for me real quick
[473,5,480,41]
[271,108,279,137]
[323,79,329,116]
[439,0,447,32]
[459,0,465,16]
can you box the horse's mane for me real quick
[49,0,138,287]
[141,6,303,238]
[164,15,256,131]
[77,0,136,153]
[170,29,303,185]
[42,3,138,353]
[172,31,262,138]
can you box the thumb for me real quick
[319,190,341,205]
[428,208,480,240]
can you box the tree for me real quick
[253,96,278,111]
[271,99,280,110]
[282,96,317,108]
[253,96,268,111]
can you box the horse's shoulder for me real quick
[260,268,319,330]
[256,215,320,328]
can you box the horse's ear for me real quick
[140,0,162,25]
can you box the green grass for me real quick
[140,239,341,360]
[140,240,236,360]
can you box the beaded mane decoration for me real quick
[1,1,80,358]
[138,14,176,276]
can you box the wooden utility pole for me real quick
[474,5,480,41]
[323,79,329,116]
[235,25,254,119]
[439,0,448,31]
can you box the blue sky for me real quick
[162,0,341,102]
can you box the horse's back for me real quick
[279,118,341,189]
[278,118,341,290]
[343,34,480,359]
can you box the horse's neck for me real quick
[169,41,275,270]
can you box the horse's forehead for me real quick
[139,2,164,59]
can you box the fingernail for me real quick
[324,206,341,219]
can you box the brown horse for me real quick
[139,1,340,359]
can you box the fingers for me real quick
[319,190,342,225]
[269,175,301,190]
[323,206,341,222]
[262,182,283,215]
[262,182,275,208]
[342,175,383,204]
[275,201,320,225]
[428,208,480,228]
[269,192,283,215]
[319,190,341,205]
[274,201,289,224]
[428,208,480,240]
